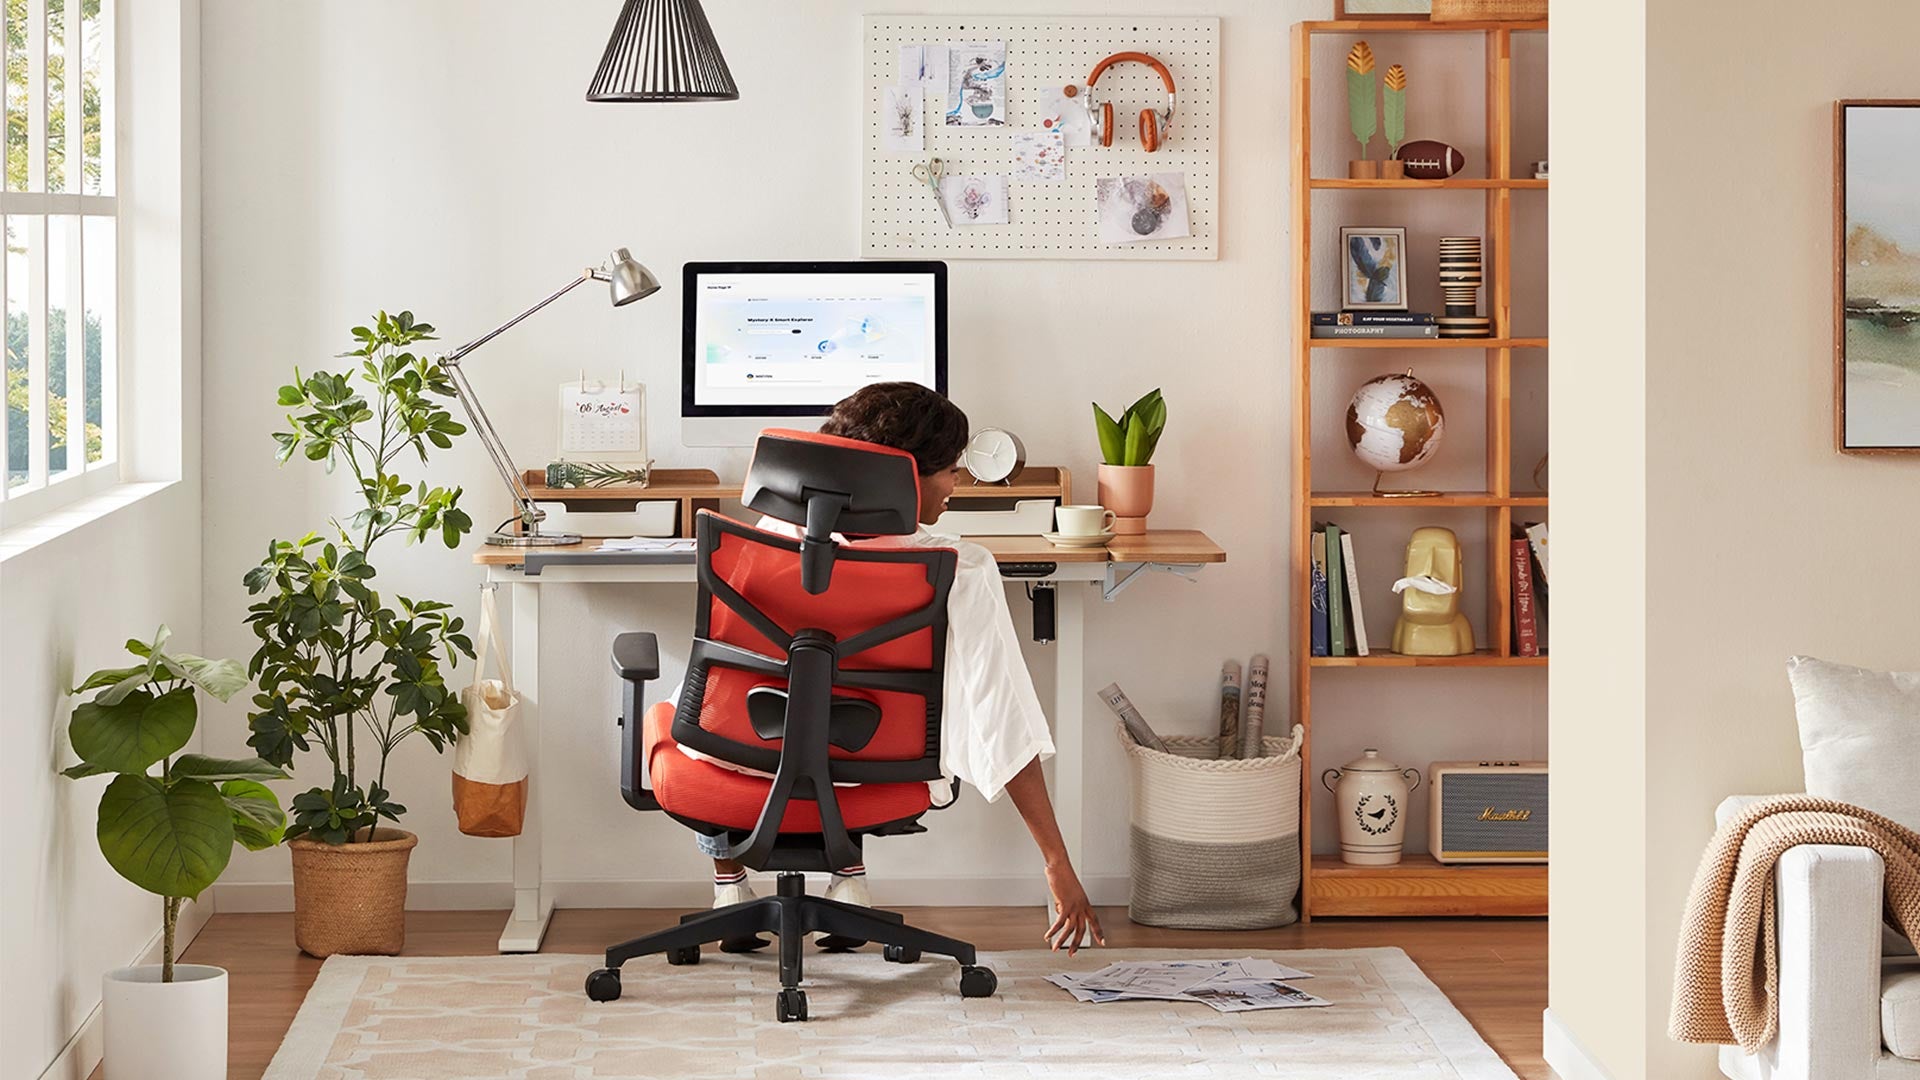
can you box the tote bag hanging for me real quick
[452,587,528,837]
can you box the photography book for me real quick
[1311,311,1436,325]
[1099,683,1167,752]
[1311,324,1440,339]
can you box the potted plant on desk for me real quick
[62,627,288,1080]
[242,310,476,957]
[1093,388,1168,536]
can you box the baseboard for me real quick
[1541,1008,1615,1080]
[213,874,1133,913]
[37,897,214,1080]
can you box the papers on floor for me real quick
[1047,957,1331,1013]
[597,536,697,554]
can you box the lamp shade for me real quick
[586,0,739,102]
[606,249,661,306]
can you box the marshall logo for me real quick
[1478,806,1532,822]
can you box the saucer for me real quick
[1043,530,1115,548]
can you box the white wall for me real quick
[0,3,204,1077]
[197,0,1544,910]
[1642,1,1920,1077]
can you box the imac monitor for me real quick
[682,261,947,446]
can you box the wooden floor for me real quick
[142,907,1548,1079]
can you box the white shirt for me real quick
[670,519,1055,804]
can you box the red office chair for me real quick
[587,430,997,1022]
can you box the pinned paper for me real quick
[945,42,1005,126]
[897,43,946,91]
[939,174,1009,225]
[1095,173,1191,244]
[882,85,923,153]
[1011,128,1065,183]
[1040,85,1092,148]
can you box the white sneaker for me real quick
[815,869,872,949]
[713,873,768,953]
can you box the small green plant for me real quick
[1346,41,1378,159]
[62,627,289,982]
[244,310,475,845]
[1093,388,1168,467]
[1383,64,1407,159]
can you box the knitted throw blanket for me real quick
[1669,795,1920,1052]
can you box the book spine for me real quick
[1242,655,1269,759]
[1310,531,1330,657]
[1511,538,1539,657]
[1326,525,1347,657]
[1311,312,1437,326]
[1310,324,1441,339]
[1218,661,1243,760]
[1098,682,1167,752]
[1524,521,1550,585]
[1339,531,1369,657]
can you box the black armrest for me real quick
[610,632,660,682]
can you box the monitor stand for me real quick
[681,415,824,448]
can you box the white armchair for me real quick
[1713,794,1920,1080]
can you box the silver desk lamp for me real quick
[441,248,661,547]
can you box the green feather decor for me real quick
[1383,64,1407,157]
[1346,41,1377,159]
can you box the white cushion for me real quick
[1787,656,1920,833]
[1887,962,1920,1061]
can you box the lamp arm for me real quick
[445,271,597,363]
[443,358,542,529]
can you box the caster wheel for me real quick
[585,968,623,1002]
[775,987,809,1023]
[666,944,701,966]
[883,944,921,964]
[958,965,997,999]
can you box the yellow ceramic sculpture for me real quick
[1391,526,1475,656]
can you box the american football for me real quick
[1396,140,1467,180]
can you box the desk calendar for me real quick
[559,380,647,461]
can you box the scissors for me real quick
[912,157,954,227]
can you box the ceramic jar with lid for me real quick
[1322,749,1423,865]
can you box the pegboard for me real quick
[861,16,1219,261]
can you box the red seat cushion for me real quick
[644,701,932,832]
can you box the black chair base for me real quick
[584,871,998,1021]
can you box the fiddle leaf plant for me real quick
[243,310,476,846]
[62,627,289,982]
[1093,388,1168,467]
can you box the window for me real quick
[2,0,115,520]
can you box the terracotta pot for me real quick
[289,827,416,957]
[1348,159,1380,180]
[1380,158,1406,180]
[1096,464,1155,535]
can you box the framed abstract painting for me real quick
[1835,101,1920,453]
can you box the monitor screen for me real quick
[682,261,947,418]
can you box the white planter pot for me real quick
[102,964,227,1080]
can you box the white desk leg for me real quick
[499,580,553,953]
[1049,582,1090,943]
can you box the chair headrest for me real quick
[742,430,922,593]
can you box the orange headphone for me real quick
[1074,51,1177,152]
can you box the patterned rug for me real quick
[263,947,1517,1079]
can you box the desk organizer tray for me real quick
[532,500,679,538]
[932,498,1057,536]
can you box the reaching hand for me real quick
[1043,861,1107,956]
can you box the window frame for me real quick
[0,0,121,531]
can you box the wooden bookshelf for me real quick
[1289,20,1547,920]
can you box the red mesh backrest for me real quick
[697,518,940,762]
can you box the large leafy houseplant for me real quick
[62,627,288,981]
[243,310,475,845]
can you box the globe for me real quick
[1345,373,1445,473]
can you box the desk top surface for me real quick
[471,529,1225,568]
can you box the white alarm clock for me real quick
[963,428,1026,484]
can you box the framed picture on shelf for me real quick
[1834,101,1920,453]
[1335,0,1432,18]
[1339,226,1410,311]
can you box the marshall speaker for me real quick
[1428,761,1547,864]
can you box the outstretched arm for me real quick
[1003,756,1106,955]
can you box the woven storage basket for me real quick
[1430,0,1548,21]
[1120,723,1305,930]
[289,828,416,957]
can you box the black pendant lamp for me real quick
[586,0,739,102]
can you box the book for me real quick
[1242,655,1270,759]
[1511,537,1539,657]
[1524,521,1550,585]
[1309,532,1331,657]
[1339,530,1370,657]
[1099,683,1167,752]
[1310,324,1440,340]
[1325,524,1346,657]
[1311,311,1437,326]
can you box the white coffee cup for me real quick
[1055,505,1117,537]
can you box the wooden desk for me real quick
[473,526,1225,952]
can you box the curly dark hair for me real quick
[820,382,969,477]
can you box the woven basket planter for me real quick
[1120,723,1305,930]
[289,828,416,958]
